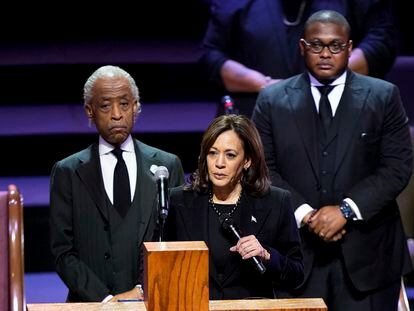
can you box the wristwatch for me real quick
[339,200,356,220]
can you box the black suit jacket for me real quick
[50,139,184,301]
[167,186,304,299]
[252,71,412,292]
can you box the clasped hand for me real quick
[307,205,347,242]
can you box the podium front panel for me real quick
[144,241,209,311]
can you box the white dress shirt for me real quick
[99,135,137,204]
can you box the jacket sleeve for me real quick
[346,84,412,220]
[49,161,110,301]
[199,0,245,85]
[350,0,397,77]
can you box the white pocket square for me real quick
[251,215,257,223]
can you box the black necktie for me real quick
[316,85,335,136]
[112,147,131,217]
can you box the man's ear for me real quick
[84,104,93,118]
[347,40,353,54]
[299,39,306,56]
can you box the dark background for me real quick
[1,0,413,275]
[1,2,412,54]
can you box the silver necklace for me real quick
[209,191,242,219]
[282,0,307,27]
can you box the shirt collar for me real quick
[308,70,347,87]
[99,135,134,156]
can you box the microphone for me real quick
[220,215,266,274]
[154,166,169,220]
[221,95,238,115]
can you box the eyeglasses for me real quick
[301,39,348,54]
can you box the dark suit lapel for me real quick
[77,144,109,221]
[241,193,272,237]
[334,72,368,173]
[199,196,222,287]
[287,75,321,183]
[240,193,256,236]
[134,141,157,245]
[186,193,222,287]
[187,193,209,242]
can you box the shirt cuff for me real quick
[343,198,363,220]
[295,204,315,228]
[102,295,113,303]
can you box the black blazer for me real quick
[50,139,184,301]
[167,186,304,300]
[252,70,413,292]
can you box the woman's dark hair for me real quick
[188,114,270,196]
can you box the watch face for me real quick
[340,202,354,219]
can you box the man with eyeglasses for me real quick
[252,10,412,311]
[200,0,398,117]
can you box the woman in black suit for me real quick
[167,114,303,299]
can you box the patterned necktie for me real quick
[316,85,335,136]
[112,147,131,217]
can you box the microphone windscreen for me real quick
[154,166,169,180]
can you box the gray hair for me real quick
[83,65,141,114]
[304,10,351,38]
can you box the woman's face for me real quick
[207,130,250,193]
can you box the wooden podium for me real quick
[144,241,209,311]
[142,241,326,311]
[27,241,327,311]
[27,300,327,311]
